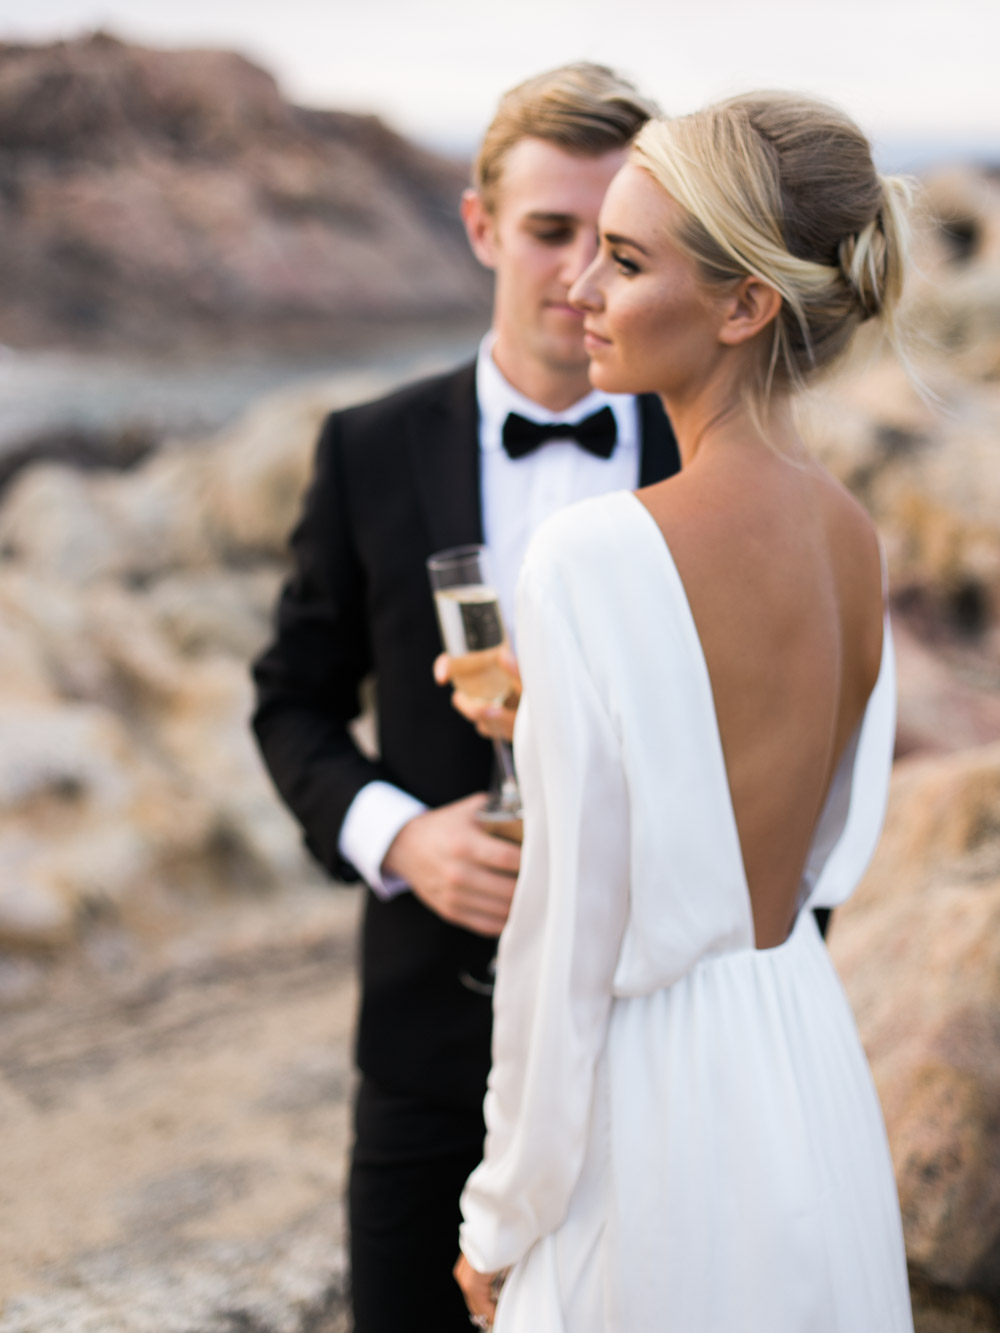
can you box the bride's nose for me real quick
[569,254,604,312]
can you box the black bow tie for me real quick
[502,406,617,461]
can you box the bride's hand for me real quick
[453,1253,503,1326]
[434,648,522,743]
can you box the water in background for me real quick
[0,317,489,456]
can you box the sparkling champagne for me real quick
[433,585,510,704]
[427,545,522,845]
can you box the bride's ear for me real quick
[716,277,782,346]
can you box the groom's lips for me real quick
[544,301,584,319]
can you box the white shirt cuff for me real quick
[338,780,427,899]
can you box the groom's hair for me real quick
[474,63,659,213]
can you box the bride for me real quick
[453,93,915,1330]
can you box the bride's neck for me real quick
[665,388,801,470]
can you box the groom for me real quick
[251,63,679,1332]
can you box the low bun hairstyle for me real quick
[631,93,913,410]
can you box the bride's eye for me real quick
[612,251,640,276]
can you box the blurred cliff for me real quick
[808,165,1000,1331]
[0,32,998,1333]
[0,32,489,350]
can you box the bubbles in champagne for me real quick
[434,585,505,655]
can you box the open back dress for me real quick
[459,490,913,1332]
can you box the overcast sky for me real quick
[3,0,997,164]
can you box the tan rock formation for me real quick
[0,375,382,581]
[803,364,1000,621]
[0,33,489,350]
[800,164,1000,633]
[0,371,394,947]
[831,743,1000,1315]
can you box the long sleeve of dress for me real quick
[459,553,631,1274]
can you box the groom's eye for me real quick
[530,226,574,245]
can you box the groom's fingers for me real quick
[384,795,519,934]
[452,690,518,742]
[439,864,518,937]
[469,828,521,875]
[426,858,518,937]
[424,884,510,937]
[435,650,522,743]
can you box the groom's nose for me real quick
[568,254,602,312]
[558,227,600,289]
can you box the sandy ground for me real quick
[0,883,363,1331]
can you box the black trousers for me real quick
[349,1077,486,1333]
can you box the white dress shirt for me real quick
[339,334,641,897]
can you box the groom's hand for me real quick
[434,648,521,743]
[382,794,520,936]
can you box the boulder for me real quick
[0,370,385,583]
[803,365,1000,625]
[918,167,1000,270]
[0,699,152,946]
[831,743,1000,1314]
[0,367,398,955]
[892,614,1000,757]
[202,373,387,560]
[0,561,317,947]
[144,568,282,661]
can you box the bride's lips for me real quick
[583,326,611,351]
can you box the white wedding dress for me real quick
[459,491,913,1332]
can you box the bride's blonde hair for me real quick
[631,93,913,414]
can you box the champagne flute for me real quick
[427,545,523,834]
[428,545,520,995]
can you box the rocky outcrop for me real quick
[831,743,1000,1324]
[0,370,394,950]
[795,167,1000,757]
[911,167,1000,382]
[812,179,1000,1310]
[803,361,1000,624]
[801,164,1000,613]
[0,423,157,498]
[0,33,489,349]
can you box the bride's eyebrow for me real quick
[603,231,650,256]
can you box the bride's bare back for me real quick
[638,447,885,949]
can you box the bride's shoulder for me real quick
[520,491,635,590]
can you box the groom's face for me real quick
[463,138,628,379]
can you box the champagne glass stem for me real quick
[493,739,520,806]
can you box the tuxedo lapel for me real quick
[637,393,682,486]
[405,361,483,554]
[405,371,678,553]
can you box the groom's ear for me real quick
[716,276,782,347]
[462,189,499,270]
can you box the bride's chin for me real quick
[587,362,629,394]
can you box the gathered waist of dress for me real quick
[610,905,826,1001]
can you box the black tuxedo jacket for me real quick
[252,360,680,1109]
